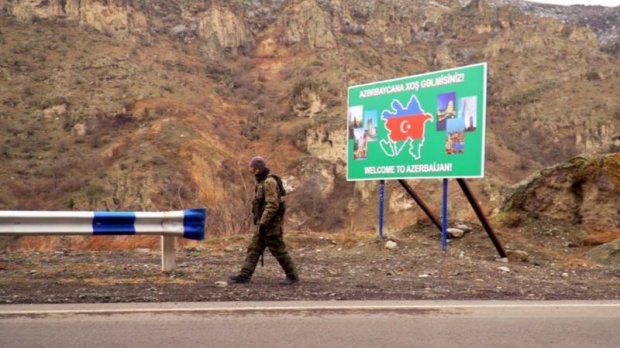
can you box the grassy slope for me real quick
[0,1,618,241]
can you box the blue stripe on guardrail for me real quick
[183,208,206,240]
[92,212,136,235]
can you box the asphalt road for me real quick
[1,301,619,348]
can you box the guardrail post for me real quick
[161,235,176,272]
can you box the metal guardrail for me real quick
[0,208,207,271]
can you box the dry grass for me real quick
[1,4,619,256]
[14,235,161,252]
[9,229,377,254]
[581,231,620,246]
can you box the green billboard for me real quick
[347,63,487,181]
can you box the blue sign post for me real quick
[378,180,385,240]
[442,179,448,252]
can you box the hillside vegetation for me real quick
[0,0,618,241]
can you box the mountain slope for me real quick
[0,0,618,236]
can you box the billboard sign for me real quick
[347,63,487,181]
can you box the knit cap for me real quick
[249,156,267,170]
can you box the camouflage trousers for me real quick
[239,222,298,279]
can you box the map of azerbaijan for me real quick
[380,95,432,159]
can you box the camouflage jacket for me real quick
[252,173,285,226]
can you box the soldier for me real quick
[229,156,299,285]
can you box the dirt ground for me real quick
[0,222,619,304]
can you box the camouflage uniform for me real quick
[238,171,298,280]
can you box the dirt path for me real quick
[1,224,619,304]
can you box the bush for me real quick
[585,71,601,81]
[292,80,318,98]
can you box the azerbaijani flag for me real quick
[382,96,432,142]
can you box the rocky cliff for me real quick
[4,0,148,37]
[486,0,620,55]
[0,0,618,236]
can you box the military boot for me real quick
[228,275,251,284]
[279,275,299,285]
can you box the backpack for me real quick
[269,174,287,216]
[269,174,286,197]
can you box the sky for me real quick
[528,0,619,6]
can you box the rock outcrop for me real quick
[500,153,620,233]
[198,4,254,56]
[278,0,336,49]
[5,0,147,37]
[587,238,620,267]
